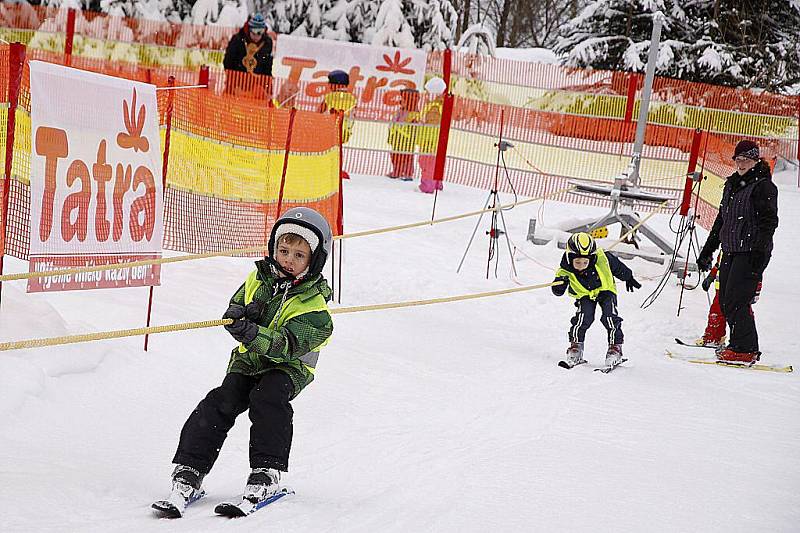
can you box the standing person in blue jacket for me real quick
[552,232,641,368]
[696,140,779,363]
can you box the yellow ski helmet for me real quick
[566,232,597,257]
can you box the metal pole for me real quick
[630,12,663,189]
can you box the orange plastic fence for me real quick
[0,45,340,260]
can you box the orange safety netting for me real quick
[0,46,340,260]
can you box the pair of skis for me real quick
[669,339,793,373]
[557,357,627,373]
[152,487,293,519]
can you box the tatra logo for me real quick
[116,88,150,153]
[376,52,414,75]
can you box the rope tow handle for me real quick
[0,186,575,283]
[0,281,563,352]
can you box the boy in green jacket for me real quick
[154,207,334,518]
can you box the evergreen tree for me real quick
[555,0,800,92]
[405,0,457,50]
[371,0,415,48]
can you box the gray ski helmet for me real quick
[269,207,332,277]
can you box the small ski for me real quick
[558,359,587,369]
[594,358,627,374]
[665,350,792,373]
[215,487,294,518]
[674,338,717,349]
[152,489,206,518]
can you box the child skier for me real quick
[417,77,446,194]
[387,88,419,181]
[320,69,357,180]
[695,252,726,348]
[552,232,641,368]
[153,207,334,518]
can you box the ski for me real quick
[665,350,793,373]
[594,358,627,374]
[558,359,587,369]
[674,338,718,349]
[214,487,294,518]
[152,489,206,518]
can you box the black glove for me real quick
[696,254,712,272]
[224,318,259,344]
[552,275,570,296]
[701,271,716,292]
[749,251,766,273]
[244,302,262,321]
[222,303,246,320]
[625,278,641,292]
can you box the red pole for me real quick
[275,107,297,219]
[796,94,799,188]
[144,75,175,351]
[431,92,455,205]
[680,128,703,216]
[0,42,26,306]
[199,65,209,88]
[623,73,638,123]
[336,111,344,236]
[64,8,76,67]
[442,48,452,92]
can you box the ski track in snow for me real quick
[1,170,798,532]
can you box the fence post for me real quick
[623,73,638,123]
[0,42,26,305]
[198,64,209,89]
[680,128,703,216]
[796,94,800,188]
[275,107,298,219]
[442,48,452,91]
[144,75,175,351]
[64,8,76,67]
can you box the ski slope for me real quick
[1,169,798,532]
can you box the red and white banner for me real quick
[274,35,426,105]
[28,61,163,292]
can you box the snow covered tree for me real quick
[404,0,457,50]
[371,0,415,48]
[555,0,800,93]
[350,0,380,43]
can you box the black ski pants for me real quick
[718,251,767,352]
[173,370,295,474]
[569,291,623,344]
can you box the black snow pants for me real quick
[173,370,295,474]
[718,252,768,353]
[569,291,623,345]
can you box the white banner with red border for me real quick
[28,61,163,293]
[274,35,427,107]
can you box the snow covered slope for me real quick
[1,170,798,532]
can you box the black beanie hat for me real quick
[733,140,759,161]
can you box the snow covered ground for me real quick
[1,169,798,532]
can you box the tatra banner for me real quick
[28,61,163,292]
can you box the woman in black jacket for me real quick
[697,140,779,363]
[223,13,273,95]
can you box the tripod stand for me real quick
[457,138,518,279]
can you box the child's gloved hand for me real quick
[222,304,246,320]
[625,277,642,292]
[224,318,259,344]
[701,271,716,292]
[551,275,569,296]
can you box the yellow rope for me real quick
[0,281,561,352]
[0,186,574,283]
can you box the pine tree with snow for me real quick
[555,0,800,93]
[404,0,457,50]
[321,0,351,41]
[371,0,415,48]
[350,0,380,43]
